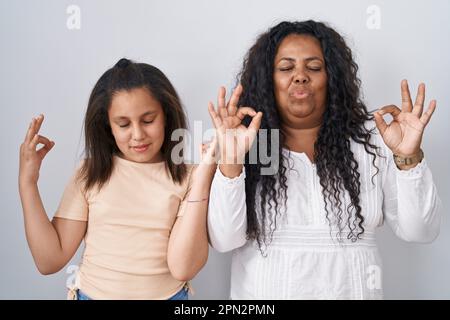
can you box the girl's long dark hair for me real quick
[238,20,380,251]
[79,58,187,191]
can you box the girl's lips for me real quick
[132,144,150,153]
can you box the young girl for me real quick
[19,58,216,300]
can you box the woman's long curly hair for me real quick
[238,20,380,251]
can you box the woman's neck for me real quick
[282,124,321,162]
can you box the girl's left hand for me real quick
[374,80,436,157]
[193,136,218,180]
[199,136,218,166]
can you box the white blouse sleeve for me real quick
[207,167,248,252]
[381,145,442,243]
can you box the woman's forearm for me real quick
[395,161,441,242]
[207,166,247,252]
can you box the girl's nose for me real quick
[132,125,145,141]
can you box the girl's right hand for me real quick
[19,115,55,186]
[207,84,263,171]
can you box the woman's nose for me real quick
[293,70,309,84]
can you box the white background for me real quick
[1,0,449,299]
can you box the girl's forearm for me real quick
[172,205,209,280]
[19,183,64,274]
[168,165,214,280]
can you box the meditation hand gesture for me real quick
[19,115,55,186]
[207,84,263,167]
[374,80,436,165]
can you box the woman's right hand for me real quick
[208,84,263,177]
[19,114,55,186]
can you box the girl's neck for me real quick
[115,152,165,165]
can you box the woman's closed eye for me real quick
[307,65,322,71]
[278,65,294,72]
[277,65,322,72]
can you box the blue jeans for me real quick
[76,286,188,300]
[76,290,92,300]
[168,286,189,300]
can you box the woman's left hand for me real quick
[374,80,436,157]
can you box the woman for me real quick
[207,20,441,299]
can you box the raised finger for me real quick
[400,80,413,112]
[217,86,228,119]
[419,99,436,126]
[34,114,44,134]
[24,117,37,143]
[413,83,425,117]
[227,84,242,116]
[208,102,223,128]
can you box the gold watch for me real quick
[393,149,424,166]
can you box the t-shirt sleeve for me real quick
[176,164,195,217]
[54,168,89,222]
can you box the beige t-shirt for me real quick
[55,156,194,299]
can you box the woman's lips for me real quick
[132,144,150,153]
[290,90,310,99]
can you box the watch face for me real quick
[394,157,406,165]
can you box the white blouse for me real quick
[207,126,441,299]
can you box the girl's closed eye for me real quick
[118,122,130,128]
